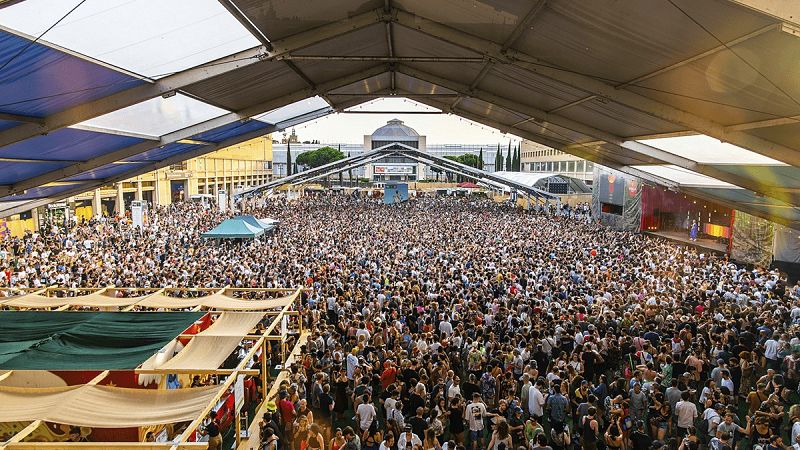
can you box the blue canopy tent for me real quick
[233,215,277,232]
[201,218,264,239]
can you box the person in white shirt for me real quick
[397,427,421,450]
[355,393,377,433]
[765,333,780,370]
[528,379,545,419]
[675,391,698,435]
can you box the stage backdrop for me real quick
[732,211,774,268]
[591,167,640,232]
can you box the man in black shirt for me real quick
[630,420,652,450]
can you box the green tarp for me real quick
[0,311,203,370]
[201,218,264,239]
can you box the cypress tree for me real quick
[347,152,353,186]
[286,140,293,176]
[495,143,502,172]
[506,142,512,171]
[478,148,484,170]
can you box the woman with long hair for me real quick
[308,424,325,450]
[487,420,512,450]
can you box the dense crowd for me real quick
[3,194,800,450]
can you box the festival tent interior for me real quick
[0,287,302,448]
[0,0,799,229]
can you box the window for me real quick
[567,161,575,172]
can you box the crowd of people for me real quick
[2,193,800,450]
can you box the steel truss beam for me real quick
[289,152,403,185]
[0,109,331,218]
[390,7,800,168]
[242,144,406,195]
[0,66,387,197]
[397,66,798,204]
[413,96,800,228]
[0,7,388,148]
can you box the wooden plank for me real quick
[1,420,43,450]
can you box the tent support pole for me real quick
[170,290,299,450]
[88,370,110,385]
[0,420,42,450]
[261,339,268,401]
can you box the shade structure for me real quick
[0,293,67,308]
[0,312,203,370]
[201,218,264,239]
[0,384,220,427]
[233,215,277,232]
[201,312,266,336]
[132,290,298,311]
[133,293,205,309]
[153,336,244,372]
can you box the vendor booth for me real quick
[0,287,304,449]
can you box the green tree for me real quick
[505,142,512,171]
[445,154,481,168]
[513,145,520,171]
[495,143,503,172]
[478,148,484,170]
[296,146,345,169]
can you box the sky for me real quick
[285,98,523,145]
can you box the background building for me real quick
[272,119,510,182]
[1,136,273,235]
[520,140,594,184]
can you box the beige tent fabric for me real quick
[155,336,243,371]
[65,291,141,308]
[200,292,297,310]
[133,293,206,309]
[0,370,69,388]
[0,384,219,427]
[201,312,265,336]
[133,291,297,311]
[138,340,182,387]
[1,293,67,308]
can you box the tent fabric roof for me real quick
[233,215,277,232]
[0,311,203,370]
[0,384,220,427]
[493,171,592,194]
[142,312,264,371]
[201,218,265,239]
[1,1,800,226]
[132,290,298,311]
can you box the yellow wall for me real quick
[69,135,274,211]
[2,217,35,237]
[206,136,272,161]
